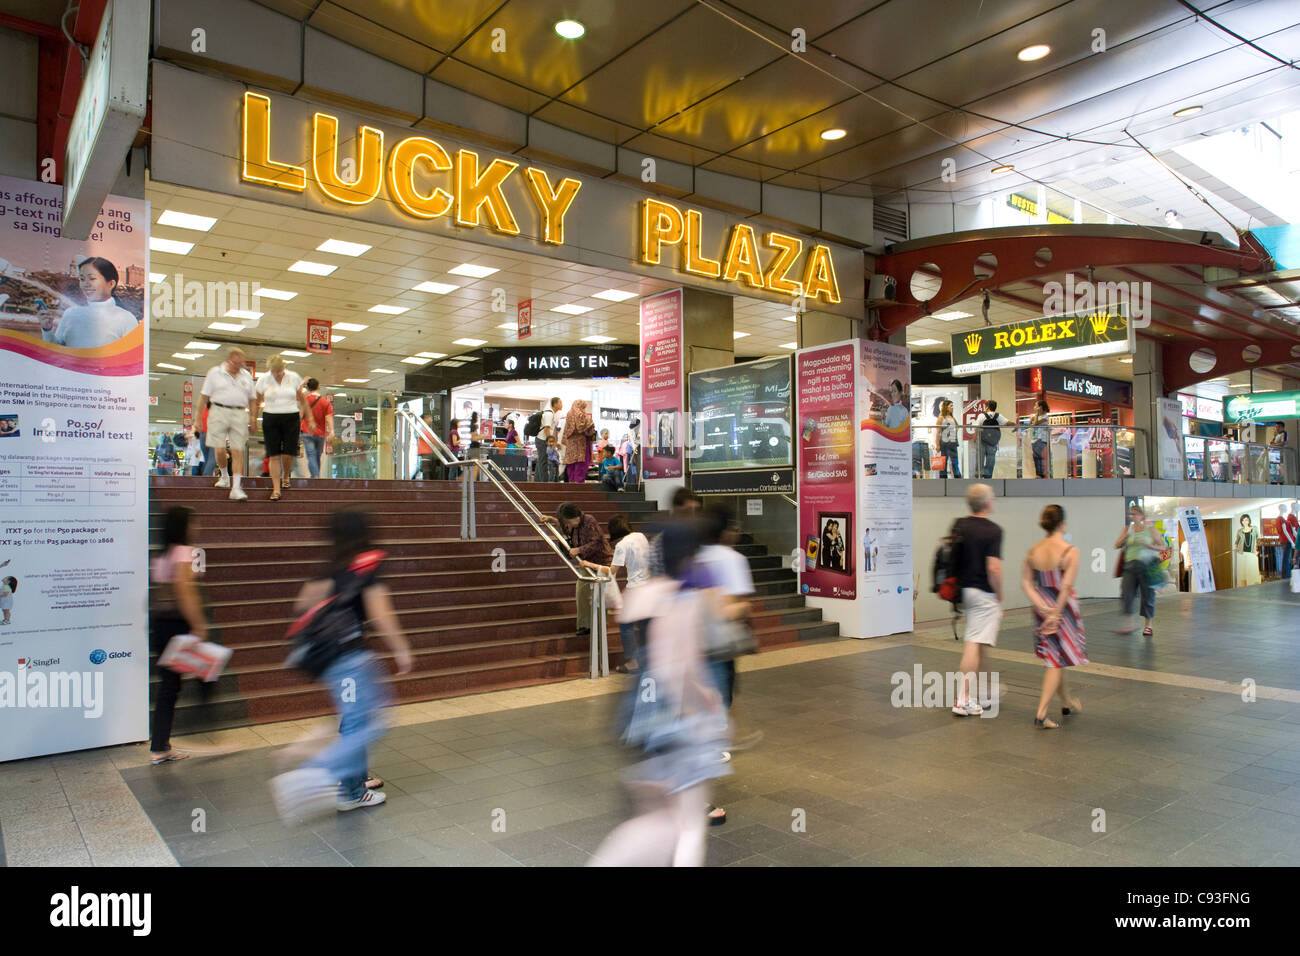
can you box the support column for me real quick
[1131,338,1164,477]
[799,310,856,348]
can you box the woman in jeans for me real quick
[582,514,651,672]
[1114,503,1163,637]
[936,399,961,478]
[1029,400,1052,478]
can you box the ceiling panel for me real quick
[307,2,444,73]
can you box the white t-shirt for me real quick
[696,544,755,596]
[256,369,304,414]
[43,300,138,349]
[201,364,256,407]
[612,531,651,588]
[541,409,555,440]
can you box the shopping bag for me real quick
[930,455,947,472]
[604,576,623,612]
[157,633,232,682]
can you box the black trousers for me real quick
[150,614,214,751]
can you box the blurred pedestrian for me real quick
[583,514,651,673]
[953,483,1003,716]
[1021,505,1086,729]
[1114,502,1162,637]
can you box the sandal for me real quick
[269,489,281,501]
[1142,625,1153,637]
[150,750,190,765]
[1034,716,1059,730]
[707,805,726,826]
[1062,698,1082,717]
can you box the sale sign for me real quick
[518,298,532,339]
[307,317,332,353]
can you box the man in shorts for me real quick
[952,483,1003,716]
[200,347,258,501]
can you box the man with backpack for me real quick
[976,400,1009,480]
[528,397,562,482]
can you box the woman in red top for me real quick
[299,378,334,479]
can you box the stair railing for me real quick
[397,408,610,677]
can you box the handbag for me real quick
[930,454,947,472]
[1113,551,1125,578]
[700,595,758,661]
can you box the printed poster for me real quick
[796,342,856,600]
[640,288,683,480]
[1156,397,1183,480]
[857,340,913,636]
[1178,506,1216,594]
[0,174,149,761]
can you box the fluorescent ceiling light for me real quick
[733,331,751,339]
[453,338,486,347]
[820,128,847,141]
[158,210,216,231]
[413,280,459,294]
[316,238,371,257]
[281,360,294,365]
[1017,44,1051,62]
[782,314,798,322]
[401,356,432,365]
[554,19,585,39]
[333,322,369,332]
[156,362,186,371]
[448,263,498,278]
[224,309,263,321]
[991,164,1014,174]
[780,342,798,350]
[908,338,942,347]
[207,322,245,332]
[593,289,637,302]
[498,323,517,329]
[368,305,408,315]
[185,340,221,350]
[552,304,592,315]
[330,334,346,343]
[416,352,447,359]
[172,352,201,360]
[344,378,370,384]
[289,260,336,276]
[582,335,616,344]
[933,310,972,321]
[149,272,166,284]
[370,368,394,374]
[253,287,297,300]
[1173,105,1203,118]
[1119,358,1133,364]
[150,237,194,255]
[154,420,177,424]
[280,349,311,357]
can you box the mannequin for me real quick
[1234,514,1262,587]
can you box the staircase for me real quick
[148,476,838,732]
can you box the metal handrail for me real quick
[397,408,611,676]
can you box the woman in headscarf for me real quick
[562,399,596,483]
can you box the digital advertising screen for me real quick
[688,357,792,471]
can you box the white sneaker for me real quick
[214,474,230,489]
[951,701,984,717]
[338,789,387,812]
[229,486,247,501]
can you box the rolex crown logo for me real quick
[1089,313,1110,336]
[964,332,982,355]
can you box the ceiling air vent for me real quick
[1080,176,1120,190]
[1118,195,1155,208]
[874,202,908,243]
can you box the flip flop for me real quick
[150,750,190,766]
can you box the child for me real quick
[598,444,624,491]
[1,576,16,624]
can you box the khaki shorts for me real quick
[962,587,1003,646]
[207,404,250,450]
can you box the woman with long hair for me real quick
[1029,400,1052,478]
[936,399,961,478]
[40,257,138,348]
[562,399,596,483]
[1234,513,1262,587]
[1022,505,1087,729]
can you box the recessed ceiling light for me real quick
[149,272,166,284]
[172,352,201,360]
[552,304,593,315]
[498,323,516,329]
[1119,358,1133,364]
[280,349,311,357]
[413,280,460,294]
[991,164,1014,174]
[582,335,616,344]
[156,362,186,371]
[289,260,336,276]
[281,359,294,365]
[782,314,798,322]
[1017,44,1050,62]
[254,287,297,300]
[344,378,370,384]
[733,331,751,339]
[330,334,346,343]
[1173,105,1203,118]
[453,338,487,347]
[207,322,245,332]
[224,309,263,321]
[554,19,585,39]
[316,238,371,257]
[592,289,637,302]
[370,368,394,374]
[401,356,432,365]
[416,352,447,359]
[780,342,798,350]
[933,311,972,321]
[185,340,221,350]
[368,305,408,315]
[908,338,942,347]
[820,128,847,141]
[150,237,194,255]
[448,264,498,278]
[158,210,216,231]
[333,322,369,332]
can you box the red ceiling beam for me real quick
[1116,266,1300,342]
[1164,338,1300,393]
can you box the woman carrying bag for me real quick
[1114,503,1163,636]
[935,399,961,478]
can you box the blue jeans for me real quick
[200,436,217,477]
[1282,542,1294,575]
[302,434,324,478]
[303,651,391,801]
[1032,440,1050,478]
[709,659,735,710]
[979,443,997,479]
[1121,561,1156,620]
[940,441,960,478]
[535,438,556,482]
[618,618,649,666]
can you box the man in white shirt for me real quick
[537,396,561,482]
[200,347,258,501]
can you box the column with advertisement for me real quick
[639,289,684,481]
[0,175,150,761]
[1156,397,1184,480]
[857,340,914,636]
[1178,506,1216,593]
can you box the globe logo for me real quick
[504,356,518,372]
[89,649,107,665]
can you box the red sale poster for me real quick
[796,342,857,600]
[640,288,684,480]
[307,317,331,353]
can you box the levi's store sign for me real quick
[950,307,1132,376]
[1024,366,1132,406]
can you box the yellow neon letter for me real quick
[801,244,841,304]
[683,209,721,278]
[524,168,581,245]
[387,136,453,220]
[721,224,765,288]
[312,113,383,205]
[764,232,804,295]
[241,92,305,191]
[641,199,684,266]
[455,150,520,235]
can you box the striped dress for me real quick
[1031,553,1088,668]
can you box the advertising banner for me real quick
[688,357,791,472]
[307,317,331,353]
[857,340,914,636]
[0,174,149,761]
[796,342,857,600]
[950,306,1131,375]
[1223,389,1300,423]
[639,289,683,480]
[1156,397,1184,480]
[517,298,532,339]
[1177,506,1216,594]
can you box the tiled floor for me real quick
[3,582,1299,866]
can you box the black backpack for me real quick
[932,520,964,606]
[524,410,544,438]
[979,412,1001,449]
[284,552,383,679]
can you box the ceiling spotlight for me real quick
[1017,44,1051,62]
[554,19,585,39]
[1173,105,1203,118]
[820,128,847,141]
[991,164,1014,174]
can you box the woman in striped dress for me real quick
[1021,504,1088,729]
